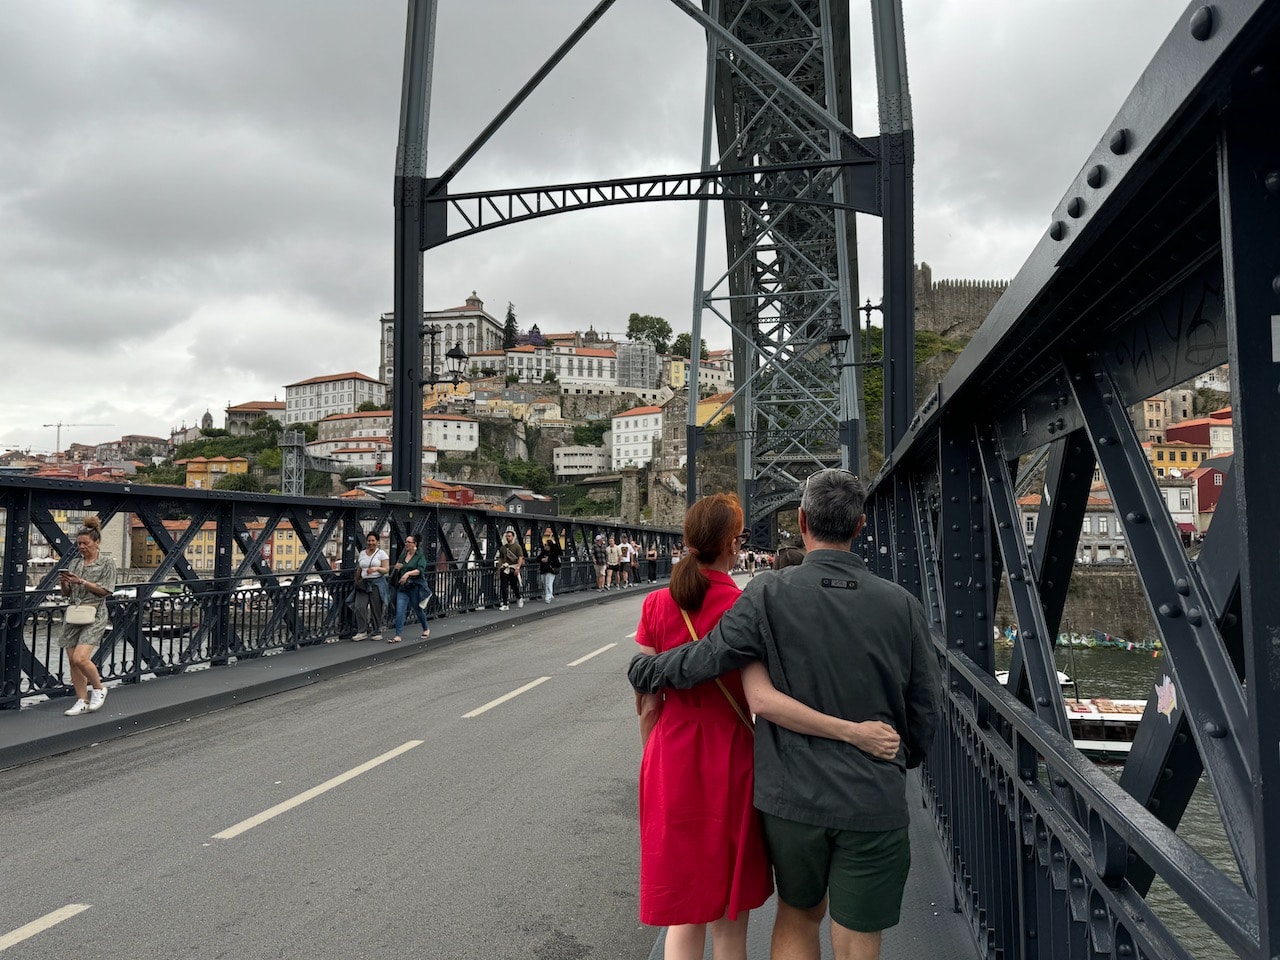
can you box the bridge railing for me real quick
[0,475,678,710]
[859,3,1280,957]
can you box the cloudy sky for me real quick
[0,0,1190,453]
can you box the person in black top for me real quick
[536,528,563,604]
[496,528,526,610]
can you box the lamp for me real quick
[445,342,468,380]
[421,325,470,388]
[826,300,883,372]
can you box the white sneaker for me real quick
[352,632,368,641]
[499,604,509,611]
[64,699,89,717]
[87,687,108,712]
[517,599,524,608]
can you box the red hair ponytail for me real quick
[669,493,743,612]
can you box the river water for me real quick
[993,644,1240,958]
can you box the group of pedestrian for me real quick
[590,533,657,591]
[629,469,942,960]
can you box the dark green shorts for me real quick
[761,813,911,933]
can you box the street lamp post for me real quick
[394,324,467,499]
[826,300,884,474]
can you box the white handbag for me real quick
[65,604,97,625]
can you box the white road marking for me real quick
[626,631,637,639]
[213,740,423,840]
[0,904,91,952]
[568,643,617,666]
[462,677,552,718]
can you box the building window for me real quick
[1214,474,1223,486]
[1179,491,1191,510]
[1081,517,1091,534]
[1099,517,1109,535]
[1024,516,1035,534]
[1155,450,1164,461]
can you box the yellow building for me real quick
[696,392,736,427]
[177,456,250,490]
[1141,440,1211,478]
[130,519,330,573]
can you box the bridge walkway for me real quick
[1,575,977,959]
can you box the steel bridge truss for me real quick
[861,3,1280,956]
[0,476,677,711]
[391,0,914,517]
[682,0,914,544]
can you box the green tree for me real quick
[213,472,262,493]
[626,313,672,355]
[356,400,388,412]
[572,420,609,446]
[503,302,519,350]
[541,370,559,384]
[135,445,155,459]
[671,333,708,360]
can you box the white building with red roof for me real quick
[284,372,386,424]
[611,405,664,468]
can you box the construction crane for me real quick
[41,422,114,457]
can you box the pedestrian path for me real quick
[0,580,651,769]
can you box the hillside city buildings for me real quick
[7,278,1240,581]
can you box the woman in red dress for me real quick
[635,493,898,960]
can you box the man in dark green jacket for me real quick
[629,468,941,960]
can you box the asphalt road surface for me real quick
[1,592,657,959]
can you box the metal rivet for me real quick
[1067,197,1085,218]
[1204,721,1227,739]
[1087,165,1106,189]
[1265,171,1280,194]
[1109,129,1130,155]
[1037,696,1049,706]
[1125,512,1146,524]
[1189,5,1214,41]
[1049,220,1067,241]
[1158,603,1182,618]
[1188,607,1203,626]
[1175,577,1190,595]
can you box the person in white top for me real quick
[618,537,633,588]
[353,532,390,640]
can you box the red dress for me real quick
[636,571,773,925]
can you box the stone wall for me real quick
[995,567,1157,643]
[914,262,1009,342]
[559,394,634,423]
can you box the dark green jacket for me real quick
[395,549,429,589]
[628,549,941,831]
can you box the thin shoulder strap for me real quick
[680,608,754,734]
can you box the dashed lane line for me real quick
[567,643,617,666]
[213,740,423,840]
[462,677,552,718]
[0,904,91,952]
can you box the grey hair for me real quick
[799,469,867,543]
